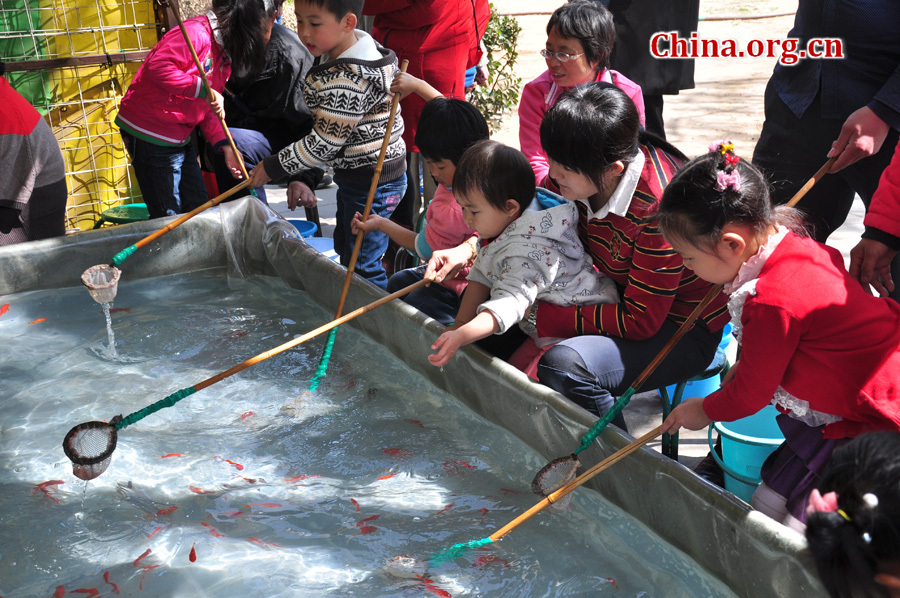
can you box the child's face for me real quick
[544,26,600,88]
[548,158,599,201]
[294,1,355,58]
[423,157,456,188]
[456,189,520,240]
[666,235,742,285]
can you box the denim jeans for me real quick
[387,266,460,325]
[333,172,406,289]
[121,130,208,219]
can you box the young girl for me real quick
[116,0,271,218]
[351,87,487,325]
[805,432,900,598]
[428,139,618,367]
[518,0,645,190]
[659,142,900,530]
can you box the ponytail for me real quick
[213,0,268,80]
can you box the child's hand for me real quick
[428,329,465,367]
[390,71,423,101]
[351,212,383,235]
[207,88,225,119]
[287,181,316,210]
[660,397,712,434]
[250,163,271,187]
[222,146,243,179]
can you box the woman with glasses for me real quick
[518,0,645,190]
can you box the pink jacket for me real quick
[115,16,229,147]
[417,184,475,296]
[518,69,645,187]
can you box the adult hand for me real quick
[250,163,271,188]
[286,180,316,210]
[425,242,473,283]
[475,64,488,86]
[660,396,711,435]
[827,106,890,173]
[849,238,897,296]
[207,88,226,119]
[222,146,243,179]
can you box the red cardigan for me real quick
[536,144,730,341]
[704,232,900,439]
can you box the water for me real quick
[0,271,737,597]
[101,302,118,359]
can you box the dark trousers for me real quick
[208,127,301,204]
[537,319,721,430]
[753,81,900,300]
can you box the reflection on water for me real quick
[0,272,736,598]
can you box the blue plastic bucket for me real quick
[286,219,317,238]
[709,404,784,502]
[664,323,733,399]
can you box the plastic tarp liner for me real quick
[0,197,826,597]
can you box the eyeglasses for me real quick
[539,48,585,62]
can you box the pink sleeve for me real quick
[609,70,646,128]
[518,77,550,186]
[424,186,475,249]
[866,137,900,238]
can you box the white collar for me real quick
[576,149,645,220]
[723,225,789,295]
[325,30,380,62]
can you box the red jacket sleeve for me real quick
[865,137,900,240]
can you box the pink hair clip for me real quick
[716,170,741,192]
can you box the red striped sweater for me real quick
[536,144,730,341]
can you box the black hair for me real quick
[453,140,535,215]
[0,59,5,77]
[298,0,363,21]
[415,98,490,165]
[540,82,684,193]
[657,145,805,250]
[546,0,615,71]
[213,0,270,79]
[806,432,900,598]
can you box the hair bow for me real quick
[716,170,741,192]
[724,154,740,167]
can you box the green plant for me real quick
[467,4,522,134]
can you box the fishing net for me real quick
[81,265,121,304]
[62,419,119,480]
[530,454,580,513]
[383,555,428,579]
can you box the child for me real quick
[805,432,900,598]
[251,0,406,290]
[428,140,619,367]
[658,141,900,530]
[351,77,487,325]
[116,0,270,219]
[518,0,645,190]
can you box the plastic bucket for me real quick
[664,323,733,400]
[709,404,784,502]
[286,219,317,238]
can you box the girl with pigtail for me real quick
[659,141,900,532]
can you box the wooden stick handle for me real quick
[132,178,254,251]
[193,276,431,392]
[168,0,250,182]
[334,59,409,319]
[786,157,835,208]
[489,426,662,542]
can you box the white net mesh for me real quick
[532,455,580,513]
[81,265,121,304]
[63,421,117,480]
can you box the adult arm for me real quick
[425,236,478,284]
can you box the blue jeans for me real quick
[387,266,460,326]
[333,172,406,289]
[121,130,208,219]
[537,319,721,431]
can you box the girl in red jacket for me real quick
[115,0,271,218]
[659,141,900,531]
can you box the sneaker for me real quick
[693,452,725,488]
[316,173,333,189]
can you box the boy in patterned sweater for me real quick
[251,0,406,289]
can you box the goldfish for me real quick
[133,548,152,567]
[383,448,413,458]
[161,454,183,458]
[146,526,163,539]
[201,522,225,537]
[28,318,47,324]
[350,498,360,512]
[215,457,244,470]
[155,506,177,516]
[32,480,64,504]
[415,575,452,597]
[103,571,119,595]
[189,486,216,494]
[0,304,9,317]
[404,419,425,428]
[189,543,197,562]
[357,514,379,535]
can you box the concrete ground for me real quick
[257,0,866,471]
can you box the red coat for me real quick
[704,232,900,439]
[866,136,900,240]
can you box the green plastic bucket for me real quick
[709,404,784,502]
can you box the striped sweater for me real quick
[262,30,406,186]
[536,143,730,340]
